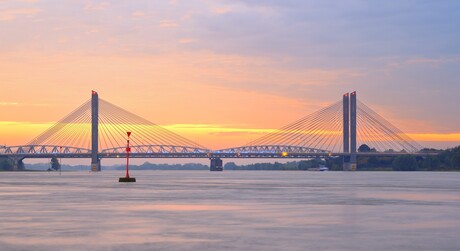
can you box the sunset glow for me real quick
[1,1,459,150]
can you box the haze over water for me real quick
[1,171,459,250]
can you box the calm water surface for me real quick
[1,171,459,250]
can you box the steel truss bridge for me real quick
[1,91,435,171]
[0,144,436,159]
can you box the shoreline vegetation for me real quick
[1,145,459,172]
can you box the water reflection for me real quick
[0,171,459,251]
[125,204,243,211]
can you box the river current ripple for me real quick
[1,171,459,250]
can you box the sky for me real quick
[1,0,460,153]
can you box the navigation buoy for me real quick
[119,131,136,182]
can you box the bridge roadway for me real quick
[0,145,438,171]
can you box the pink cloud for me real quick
[179,38,196,44]
[19,0,40,3]
[84,2,109,11]
[211,6,233,14]
[0,8,41,21]
[159,19,178,28]
[132,11,145,17]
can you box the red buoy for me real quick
[119,131,136,182]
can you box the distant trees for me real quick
[434,146,460,171]
[223,147,460,171]
[49,157,60,171]
[392,155,418,171]
[223,159,325,170]
[358,144,376,152]
[136,162,208,170]
[358,144,371,152]
[0,158,13,171]
[297,159,323,170]
[451,152,460,169]
[2,145,460,172]
[353,145,460,171]
[417,156,439,171]
[297,161,309,170]
[0,158,24,171]
[223,162,238,170]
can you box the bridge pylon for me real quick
[91,91,101,171]
[343,91,357,171]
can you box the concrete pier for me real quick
[210,158,223,171]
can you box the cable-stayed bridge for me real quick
[1,91,434,171]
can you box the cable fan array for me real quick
[28,100,92,149]
[356,101,422,152]
[246,101,344,153]
[245,99,422,153]
[27,95,422,153]
[28,99,206,151]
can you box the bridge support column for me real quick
[8,157,25,171]
[343,91,357,171]
[91,91,101,171]
[91,158,101,172]
[343,93,351,170]
[350,91,357,171]
[210,158,223,171]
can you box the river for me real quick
[1,171,459,250]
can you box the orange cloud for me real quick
[0,102,20,106]
[407,133,460,142]
[0,121,52,145]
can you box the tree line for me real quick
[1,145,460,171]
[226,144,460,171]
[328,144,460,171]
